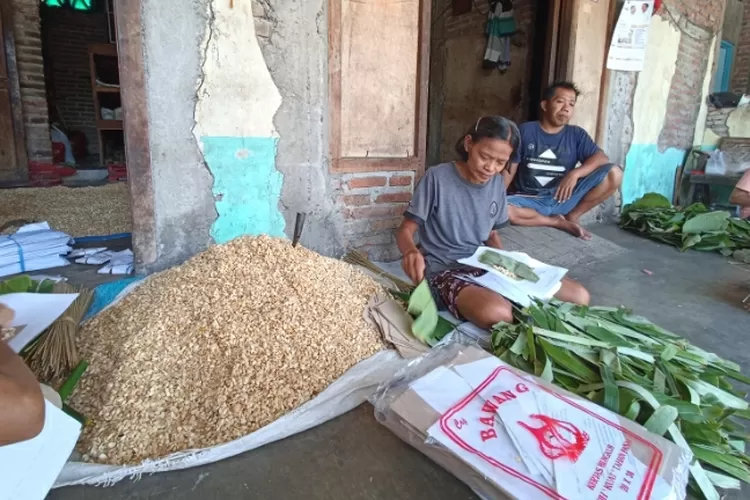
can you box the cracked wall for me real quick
[604,9,720,206]
[140,0,339,270]
[193,0,286,244]
[141,0,216,272]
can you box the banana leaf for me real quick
[406,280,453,346]
[0,275,56,295]
[477,250,540,283]
[620,193,750,256]
[492,300,750,500]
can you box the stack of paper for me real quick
[458,247,568,307]
[0,222,72,277]
[377,344,693,500]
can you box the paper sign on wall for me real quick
[607,1,655,72]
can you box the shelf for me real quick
[95,86,120,93]
[97,119,123,131]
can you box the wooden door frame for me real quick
[595,0,619,144]
[113,0,157,272]
[0,1,29,181]
[541,0,615,143]
[327,0,431,178]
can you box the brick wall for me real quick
[41,6,110,157]
[334,171,416,260]
[658,2,724,151]
[730,1,750,94]
[10,0,51,162]
[662,0,724,32]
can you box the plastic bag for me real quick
[705,149,727,176]
[372,335,692,500]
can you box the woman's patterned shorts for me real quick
[428,266,487,320]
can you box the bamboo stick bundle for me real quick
[24,283,94,382]
[342,250,414,292]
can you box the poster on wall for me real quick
[606,0,654,72]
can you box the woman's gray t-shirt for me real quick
[404,162,509,277]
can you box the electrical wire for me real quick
[660,4,717,43]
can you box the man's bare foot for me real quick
[565,213,581,225]
[556,216,592,240]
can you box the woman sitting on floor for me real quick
[396,116,590,330]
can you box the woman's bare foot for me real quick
[555,215,592,240]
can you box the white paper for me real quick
[410,366,472,414]
[0,401,82,500]
[458,247,567,307]
[412,358,676,499]
[69,247,108,259]
[606,1,654,71]
[98,249,134,275]
[0,292,79,352]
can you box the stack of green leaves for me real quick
[492,301,750,500]
[620,193,750,255]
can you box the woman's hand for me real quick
[402,249,426,284]
[0,305,14,329]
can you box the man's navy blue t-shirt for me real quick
[510,121,601,195]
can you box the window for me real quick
[41,0,94,11]
[328,0,430,174]
[713,40,735,93]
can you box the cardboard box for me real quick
[374,342,691,500]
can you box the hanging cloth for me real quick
[483,0,517,71]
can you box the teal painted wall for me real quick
[202,136,286,244]
[622,145,686,205]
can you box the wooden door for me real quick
[0,3,28,181]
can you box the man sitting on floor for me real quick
[730,169,750,220]
[503,82,623,239]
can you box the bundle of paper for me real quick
[0,222,72,277]
[374,340,692,500]
[457,247,568,307]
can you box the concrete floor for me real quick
[48,225,750,500]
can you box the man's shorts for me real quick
[507,163,616,217]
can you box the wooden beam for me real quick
[113,0,157,272]
[0,1,28,181]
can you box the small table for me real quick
[685,173,743,209]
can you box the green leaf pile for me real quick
[620,193,750,255]
[492,301,750,500]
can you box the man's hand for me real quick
[554,170,581,203]
[402,249,426,284]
